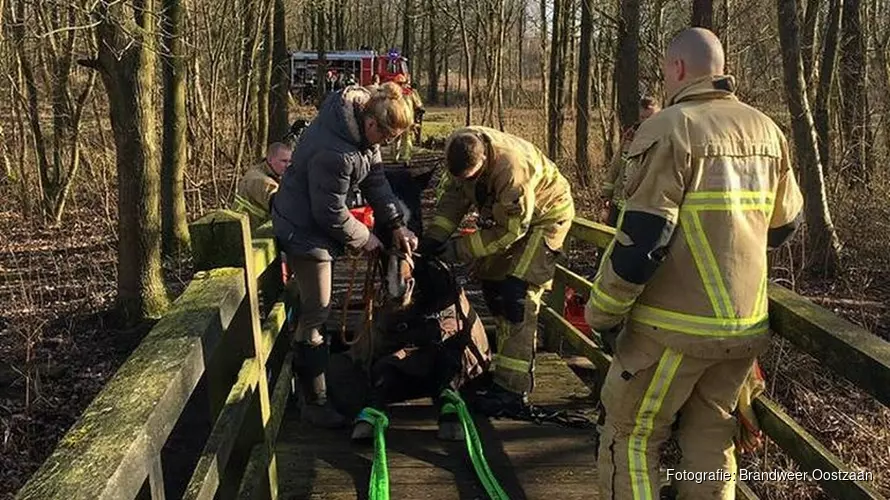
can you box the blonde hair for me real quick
[364,82,414,134]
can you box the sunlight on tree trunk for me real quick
[776,0,843,276]
[162,0,192,259]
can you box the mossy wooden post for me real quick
[190,210,278,500]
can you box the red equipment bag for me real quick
[350,206,375,228]
[563,287,591,335]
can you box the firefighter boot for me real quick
[294,342,349,429]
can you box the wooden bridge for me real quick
[14,207,890,499]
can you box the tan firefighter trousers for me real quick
[476,227,559,394]
[597,331,756,500]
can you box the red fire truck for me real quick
[290,49,410,103]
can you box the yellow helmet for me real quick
[392,74,408,84]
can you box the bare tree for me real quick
[269,0,290,138]
[800,0,821,88]
[88,0,171,320]
[257,0,273,150]
[616,0,640,132]
[776,0,843,274]
[162,0,191,258]
[813,0,843,174]
[839,0,870,186]
[576,0,593,186]
[10,0,96,224]
[692,0,713,29]
[547,0,570,159]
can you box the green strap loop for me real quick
[440,389,510,500]
[359,407,391,500]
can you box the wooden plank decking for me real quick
[275,353,599,499]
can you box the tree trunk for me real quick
[161,0,191,259]
[617,0,640,132]
[692,0,713,30]
[839,0,869,186]
[269,0,290,139]
[240,0,260,156]
[314,1,328,107]
[813,0,843,174]
[547,0,564,158]
[403,0,414,66]
[576,0,592,186]
[539,0,548,113]
[94,0,171,321]
[801,0,821,88]
[517,4,524,91]
[256,0,273,154]
[776,0,842,275]
[426,0,439,104]
[456,0,473,125]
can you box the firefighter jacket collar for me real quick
[259,159,279,182]
[667,75,737,107]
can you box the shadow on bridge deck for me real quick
[275,352,599,499]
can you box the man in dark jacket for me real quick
[272,83,418,427]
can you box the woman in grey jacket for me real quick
[272,82,418,427]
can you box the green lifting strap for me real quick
[440,389,510,500]
[358,407,391,500]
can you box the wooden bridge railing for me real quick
[16,211,291,500]
[541,217,889,500]
[15,211,890,500]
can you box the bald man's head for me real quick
[265,142,292,176]
[663,28,725,99]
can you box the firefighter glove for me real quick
[595,322,623,355]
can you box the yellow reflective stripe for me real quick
[602,182,615,189]
[467,230,487,256]
[232,195,268,218]
[752,272,768,317]
[596,207,626,276]
[589,281,633,316]
[493,354,531,373]
[431,215,458,234]
[683,190,774,212]
[629,348,684,500]
[631,304,769,336]
[681,211,734,318]
[471,216,524,257]
[514,230,544,278]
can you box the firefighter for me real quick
[601,96,661,228]
[391,74,424,162]
[271,82,419,428]
[584,28,803,499]
[420,126,575,414]
[231,142,292,231]
[366,73,382,92]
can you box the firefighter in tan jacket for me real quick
[584,28,803,499]
[421,126,575,413]
[392,74,424,161]
[231,142,292,231]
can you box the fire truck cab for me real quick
[289,49,410,103]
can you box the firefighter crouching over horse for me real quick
[420,126,575,414]
[231,142,293,231]
[584,28,803,499]
[271,82,419,428]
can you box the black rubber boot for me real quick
[294,343,349,428]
